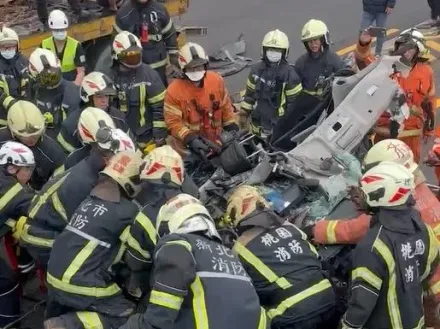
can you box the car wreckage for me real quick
[11,53,413,327]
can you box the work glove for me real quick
[12,216,27,241]
[43,112,54,127]
[238,109,250,131]
[187,136,210,162]
[142,141,156,155]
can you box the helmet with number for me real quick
[156,193,220,239]
[178,42,209,70]
[140,145,184,187]
[95,127,136,154]
[360,161,415,208]
[100,151,142,198]
[77,107,115,144]
[112,31,142,68]
[0,26,19,46]
[80,71,117,103]
[48,9,69,30]
[261,29,289,57]
[362,139,418,174]
[28,48,62,88]
[0,141,35,167]
[301,19,330,46]
[225,185,270,226]
[7,100,45,139]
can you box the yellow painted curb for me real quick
[336,28,399,56]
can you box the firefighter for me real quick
[109,31,167,153]
[355,28,436,163]
[164,42,239,159]
[241,29,302,137]
[295,19,345,96]
[114,0,178,86]
[311,138,440,328]
[340,161,440,328]
[24,48,80,139]
[0,141,35,328]
[124,145,185,293]
[41,10,86,85]
[224,185,337,329]
[0,100,65,190]
[121,193,267,329]
[57,71,132,154]
[45,151,142,326]
[0,26,30,100]
[21,109,136,270]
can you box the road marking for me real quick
[427,40,440,53]
[336,28,399,56]
[436,99,440,108]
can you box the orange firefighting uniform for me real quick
[355,40,436,163]
[164,71,237,154]
[314,172,440,327]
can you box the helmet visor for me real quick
[118,50,142,67]
[96,85,117,97]
[37,68,62,88]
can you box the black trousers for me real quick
[428,0,440,19]
[0,258,20,327]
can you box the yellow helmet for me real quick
[360,161,415,208]
[156,193,219,238]
[77,107,116,144]
[225,185,270,227]
[7,100,45,139]
[140,145,184,187]
[100,151,142,198]
[363,139,418,174]
[261,29,289,57]
[301,19,329,45]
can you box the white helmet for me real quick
[156,193,220,239]
[261,29,289,57]
[80,71,117,103]
[140,145,184,187]
[48,10,69,30]
[301,19,330,45]
[0,27,19,45]
[28,48,62,88]
[96,128,136,154]
[177,42,209,70]
[112,31,142,68]
[77,107,115,144]
[360,161,415,208]
[363,139,418,174]
[0,141,35,167]
[395,28,429,59]
[101,151,142,198]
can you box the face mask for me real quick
[1,49,16,60]
[266,50,282,63]
[52,31,67,41]
[185,70,206,82]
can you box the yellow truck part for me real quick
[19,0,189,57]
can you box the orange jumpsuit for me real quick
[164,71,237,154]
[355,41,436,163]
[314,175,440,327]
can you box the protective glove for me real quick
[154,138,166,147]
[188,137,210,161]
[249,122,261,136]
[43,112,54,127]
[238,110,250,131]
[13,216,27,241]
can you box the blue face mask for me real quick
[1,49,16,60]
[52,31,67,41]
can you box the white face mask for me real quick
[52,31,67,41]
[185,70,206,82]
[1,49,16,60]
[266,50,283,63]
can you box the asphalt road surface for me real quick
[181,0,429,93]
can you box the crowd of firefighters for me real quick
[0,0,440,327]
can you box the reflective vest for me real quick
[41,37,78,73]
